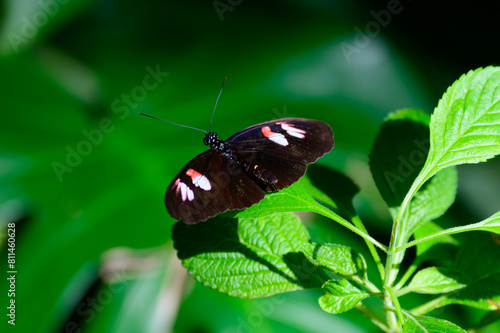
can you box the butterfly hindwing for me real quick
[240,153,307,192]
[165,150,265,224]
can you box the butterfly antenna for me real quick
[138,113,208,134]
[210,77,226,133]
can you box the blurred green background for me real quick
[1,0,499,332]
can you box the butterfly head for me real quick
[203,132,222,149]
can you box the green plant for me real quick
[172,67,500,332]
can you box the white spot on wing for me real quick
[180,182,187,201]
[187,187,194,201]
[186,169,212,191]
[176,180,195,202]
[269,134,288,146]
[278,122,306,138]
[196,175,211,190]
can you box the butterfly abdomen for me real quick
[241,161,278,185]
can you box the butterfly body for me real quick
[166,118,334,224]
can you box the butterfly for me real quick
[140,80,334,224]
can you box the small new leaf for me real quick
[414,222,458,257]
[319,279,369,314]
[301,242,367,280]
[403,315,466,333]
[405,267,466,295]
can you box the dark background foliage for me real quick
[1,0,499,332]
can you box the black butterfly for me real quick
[140,82,334,224]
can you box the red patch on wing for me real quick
[261,126,275,137]
[186,169,201,180]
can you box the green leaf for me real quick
[319,279,369,314]
[301,242,367,280]
[303,164,360,218]
[404,267,466,295]
[387,108,434,124]
[403,315,466,333]
[427,66,500,172]
[452,232,500,280]
[476,310,500,330]
[234,182,318,219]
[172,212,328,298]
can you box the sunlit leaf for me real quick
[414,222,458,257]
[427,67,500,171]
[405,267,466,295]
[403,315,466,333]
[301,242,367,280]
[173,213,328,298]
[234,182,318,219]
[319,279,368,314]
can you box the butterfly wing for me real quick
[226,118,334,191]
[165,150,265,224]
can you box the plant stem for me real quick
[352,215,386,280]
[385,168,432,286]
[355,303,390,332]
[381,165,434,331]
[387,286,405,325]
[409,295,447,316]
[311,203,388,253]
[394,220,494,252]
[383,288,399,332]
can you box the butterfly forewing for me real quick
[225,118,334,191]
[165,151,265,224]
[226,118,334,164]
